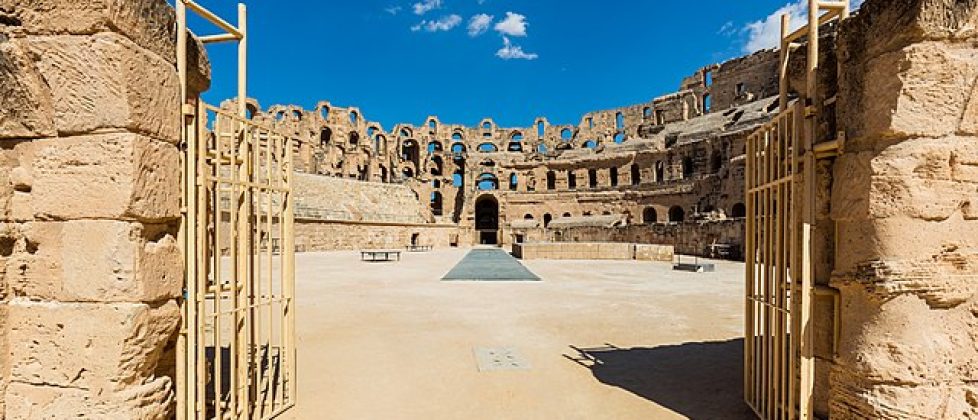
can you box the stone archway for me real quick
[475,194,499,245]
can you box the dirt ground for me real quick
[291,247,752,420]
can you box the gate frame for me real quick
[744,1,849,419]
[176,2,298,419]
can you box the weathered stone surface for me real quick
[0,0,176,63]
[0,31,54,139]
[5,300,178,419]
[0,303,7,420]
[29,133,180,222]
[4,221,180,302]
[840,41,978,142]
[26,33,180,141]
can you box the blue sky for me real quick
[188,0,857,129]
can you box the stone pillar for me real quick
[0,1,206,418]
[831,0,978,417]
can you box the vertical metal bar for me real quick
[744,132,754,409]
[283,134,297,409]
[175,1,189,418]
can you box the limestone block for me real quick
[0,303,7,419]
[7,220,181,302]
[0,32,54,139]
[30,133,180,222]
[25,33,180,141]
[7,300,179,391]
[840,42,978,142]
[0,0,178,65]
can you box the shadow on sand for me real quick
[565,338,754,420]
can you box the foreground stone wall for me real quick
[828,0,978,417]
[0,1,204,417]
[295,220,457,252]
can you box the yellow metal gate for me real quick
[176,1,297,419]
[744,1,849,419]
[744,102,808,420]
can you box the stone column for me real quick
[0,1,206,418]
[831,0,978,417]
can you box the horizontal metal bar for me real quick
[784,9,843,43]
[199,33,240,44]
[204,176,291,192]
[747,175,796,194]
[181,0,243,39]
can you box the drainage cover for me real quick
[473,347,531,371]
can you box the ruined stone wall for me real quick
[294,221,457,252]
[549,219,745,258]
[0,0,207,417]
[826,0,978,417]
[293,173,457,251]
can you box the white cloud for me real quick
[468,14,494,36]
[496,37,538,60]
[385,5,402,15]
[717,21,735,36]
[742,0,866,53]
[494,12,529,37]
[742,0,808,53]
[413,0,442,15]
[413,14,462,32]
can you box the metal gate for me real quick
[744,1,849,419]
[176,1,297,419]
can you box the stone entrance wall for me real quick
[826,0,978,417]
[0,1,207,417]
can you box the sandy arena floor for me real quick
[291,247,752,420]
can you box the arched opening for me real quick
[402,140,420,167]
[567,170,577,189]
[560,128,573,142]
[428,119,437,130]
[428,141,443,154]
[320,128,332,147]
[543,213,553,227]
[508,141,523,152]
[475,195,499,245]
[614,133,626,144]
[319,105,329,120]
[656,161,665,182]
[610,167,619,187]
[669,206,685,222]
[711,151,723,173]
[292,110,303,120]
[349,132,359,146]
[509,172,518,191]
[452,169,464,187]
[643,107,652,119]
[643,207,658,224]
[477,173,499,191]
[537,143,548,154]
[546,171,556,190]
[615,112,624,130]
[524,214,534,220]
[349,111,359,125]
[367,127,378,138]
[682,157,695,178]
[452,132,463,141]
[631,164,641,185]
[562,212,572,218]
[588,169,598,189]
[431,156,444,176]
[375,135,387,154]
[379,165,388,183]
[482,121,492,131]
[400,128,412,138]
[731,203,746,218]
[246,103,258,119]
[537,121,545,138]
[583,140,596,149]
[430,191,443,216]
[478,143,498,153]
[402,167,414,179]
[451,143,466,154]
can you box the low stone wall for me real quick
[295,219,457,251]
[550,219,744,260]
[513,242,673,262]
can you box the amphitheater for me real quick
[1,0,977,419]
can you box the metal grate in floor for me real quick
[473,347,531,372]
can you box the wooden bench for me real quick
[360,250,401,262]
[405,245,433,252]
